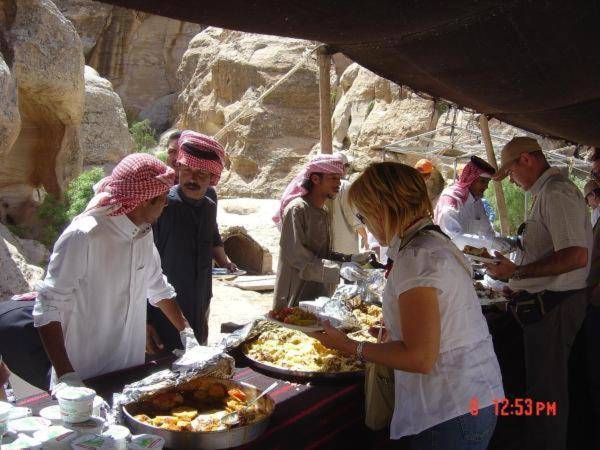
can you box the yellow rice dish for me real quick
[243,327,363,373]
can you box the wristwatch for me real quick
[511,266,523,280]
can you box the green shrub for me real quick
[154,150,168,164]
[37,193,69,247]
[65,167,105,221]
[129,119,157,153]
[485,179,525,234]
[37,167,105,247]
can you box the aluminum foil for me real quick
[339,263,386,305]
[217,319,278,352]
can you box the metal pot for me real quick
[123,378,275,449]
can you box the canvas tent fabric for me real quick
[96,0,600,147]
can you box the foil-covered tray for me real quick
[123,377,275,449]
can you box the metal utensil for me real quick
[221,381,278,427]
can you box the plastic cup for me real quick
[40,405,63,425]
[0,401,12,435]
[56,387,96,423]
[71,434,116,449]
[1,432,42,449]
[33,425,78,449]
[128,434,165,449]
[7,416,50,435]
[64,416,105,435]
[102,424,131,450]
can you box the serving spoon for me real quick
[221,381,278,426]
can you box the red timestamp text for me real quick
[469,397,557,416]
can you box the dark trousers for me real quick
[523,289,588,450]
[0,300,51,390]
[585,303,600,450]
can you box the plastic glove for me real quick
[350,252,373,265]
[178,327,200,354]
[490,236,518,254]
[51,371,84,396]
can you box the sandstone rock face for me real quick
[0,223,45,297]
[80,66,133,165]
[331,63,437,170]
[175,33,441,198]
[51,0,113,54]
[0,0,84,226]
[138,93,177,133]
[55,0,202,122]
[176,28,322,198]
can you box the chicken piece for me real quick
[150,392,184,410]
[171,406,198,421]
[152,415,179,426]
[207,383,227,399]
[133,414,151,423]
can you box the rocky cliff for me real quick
[54,0,202,131]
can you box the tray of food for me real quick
[241,326,364,379]
[463,245,498,263]
[264,307,324,332]
[123,377,274,449]
[473,281,508,307]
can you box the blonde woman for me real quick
[310,162,504,449]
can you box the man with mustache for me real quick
[164,130,236,274]
[147,131,227,351]
[272,155,372,310]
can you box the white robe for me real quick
[33,214,175,382]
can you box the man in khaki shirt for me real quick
[486,137,591,450]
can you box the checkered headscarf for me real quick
[85,153,175,217]
[176,131,225,186]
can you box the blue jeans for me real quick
[409,406,497,450]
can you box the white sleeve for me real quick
[437,205,464,238]
[33,229,89,327]
[475,201,496,238]
[146,244,176,306]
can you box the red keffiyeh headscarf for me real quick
[272,154,345,225]
[176,131,225,186]
[434,156,495,219]
[82,153,175,217]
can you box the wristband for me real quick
[356,341,366,362]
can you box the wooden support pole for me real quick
[317,46,333,154]
[479,114,510,235]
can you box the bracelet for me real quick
[356,341,366,362]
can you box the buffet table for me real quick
[16,354,402,449]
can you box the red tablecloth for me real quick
[17,356,398,449]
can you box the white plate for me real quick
[263,314,324,333]
[212,269,247,278]
[464,254,498,264]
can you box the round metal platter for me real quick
[241,348,364,380]
[123,378,274,450]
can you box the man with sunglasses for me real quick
[485,136,592,450]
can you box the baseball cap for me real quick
[496,137,542,179]
[414,159,434,175]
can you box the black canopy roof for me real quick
[97,0,600,146]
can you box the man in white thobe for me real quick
[434,155,513,252]
[33,154,194,390]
